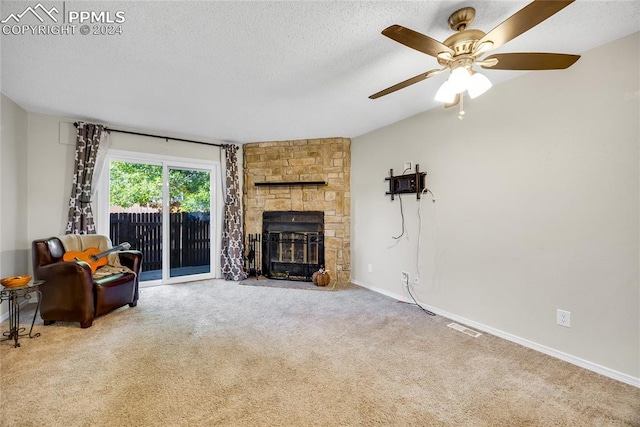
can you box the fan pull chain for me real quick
[458,93,465,120]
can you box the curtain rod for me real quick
[73,122,225,148]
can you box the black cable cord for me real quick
[404,276,436,316]
[392,167,412,240]
[392,194,405,239]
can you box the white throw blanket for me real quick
[58,234,133,278]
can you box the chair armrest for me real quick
[36,261,95,319]
[36,261,94,286]
[118,250,143,274]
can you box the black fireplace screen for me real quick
[262,211,324,281]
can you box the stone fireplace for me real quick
[243,138,350,286]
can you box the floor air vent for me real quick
[447,322,482,338]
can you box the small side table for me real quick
[0,280,43,348]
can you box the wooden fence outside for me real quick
[110,212,210,272]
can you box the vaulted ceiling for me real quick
[1,1,638,143]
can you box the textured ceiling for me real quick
[1,1,638,143]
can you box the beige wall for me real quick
[0,94,29,319]
[351,32,639,382]
[107,126,223,161]
[27,115,78,239]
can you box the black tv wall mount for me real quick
[385,164,427,200]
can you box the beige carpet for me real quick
[1,280,638,426]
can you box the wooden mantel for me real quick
[254,181,327,187]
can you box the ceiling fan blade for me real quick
[369,68,445,99]
[382,25,454,58]
[481,53,580,70]
[478,0,574,51]
[444,94,460,108]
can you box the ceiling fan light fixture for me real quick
[447,66,471,94]
[467,72,492,99]
[434,81,456,104]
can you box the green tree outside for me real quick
[110,162,210,212]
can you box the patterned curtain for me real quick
[65,122,109,235]
[220,144,247,281]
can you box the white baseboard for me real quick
[351,279,640,388]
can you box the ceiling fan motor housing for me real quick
[439,29,487,65]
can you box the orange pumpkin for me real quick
[312,270,330,287]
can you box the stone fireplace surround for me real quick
[243,138,351,286]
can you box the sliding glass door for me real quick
[102,153,218,284]
[168,167,211,279]
[109,161,163,281]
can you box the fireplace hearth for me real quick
[262,211,324,281]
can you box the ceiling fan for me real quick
[369,0,580,114]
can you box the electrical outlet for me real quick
[367,263,373,273]
[400,271,409,284]
[413,276,420,285]
[556,309,571,328]
[403,162,412,171]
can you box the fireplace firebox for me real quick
[262,211,324,281]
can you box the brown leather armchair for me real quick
[32,236,142,328]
